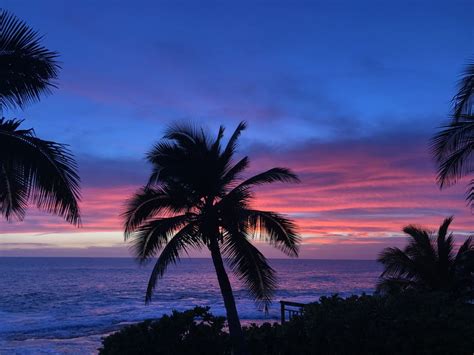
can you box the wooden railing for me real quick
[280,300,307,324]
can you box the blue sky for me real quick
[4,0,472,154]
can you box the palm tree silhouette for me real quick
[0,118,81,224]
[123,122,301,355]
[0,9,59,111]
[432,61,474,206]
[377,217,474,299]
[0,10,81,224]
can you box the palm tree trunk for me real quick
[209,238,248,355]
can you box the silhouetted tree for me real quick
[0,9,59,111]
[377,217,474,299]
[0,118,81,224]
[0,10,80,224]
[432,61,474,206]
[123,122,300,355]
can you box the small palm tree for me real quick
[432,61,474,206]
[123,122,300,355]
[0,9,59,111]
[377,217,474,300]
[0,118,80,224]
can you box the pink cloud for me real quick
[1,133,472,258]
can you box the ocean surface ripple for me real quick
[0,257,381,354]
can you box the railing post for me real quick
[280,301,285,324]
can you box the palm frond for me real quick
[0,10,60,109]
[377,247,415,278]
[0,160,28,220]
[465,179,474,208]
[222,229,276,308]
[217,186,253,217]
[437,216,455,266]
[455,236,474,267]
[403,225,436,261]
[435,134,474,188]
[431,60,474,204]
[235,168,300,191]
[457,236,474,255]
[147,127,224,199]
[220,157,249,188]
[145,224,202,303]
[128,214,191,261]
[220,121,247,165]
[431,118,474,162]
[437,216,453,240]
[122,186,187,238]
[243,209,300,257]
[164,122,209,150]
[404,237,438,287]
[147,144,199,188]
[0,118,80,224]
[211,125,225,155]
[146,141,179,185]
[453,61,474,120]
[221,168,299,209]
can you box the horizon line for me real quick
[0,256,377,261]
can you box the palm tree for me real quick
[0,9,59,111]
[432,61,474,206]
[0,10,80,224]
[123,122,300,355]
[377,217,474,300]
[0,118,80,224]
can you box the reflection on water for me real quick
[0,258,381,353]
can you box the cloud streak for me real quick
[1,131,472,259]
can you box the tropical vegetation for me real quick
[100,293,474,355]
[123,122,300,354]
[0,9,59,110]
[376,217,474,299]
[0,118,81,224]
[100,307,229,355]
[432,61,474,206]
[0,9,81,224]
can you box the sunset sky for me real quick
[1,0,473,259]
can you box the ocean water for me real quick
[0,258,381,354]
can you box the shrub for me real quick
[100,293,474,355]
[98,307,229,355]
[247,292,474,355]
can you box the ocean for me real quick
[0,258,381,354]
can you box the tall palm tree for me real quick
[0,9,59,111]
[0,118,80,224]
[432,61,474,206]
[123,122,300,355]
[377,217,474,300]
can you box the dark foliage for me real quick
[376,217,474,299]
[432,60,474,206]
[0,118,81,224]
[100,294,474,355]
[0,10,80,225]
[278,293,474,355]
[99,307,229,355]
[0,9,60,110]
